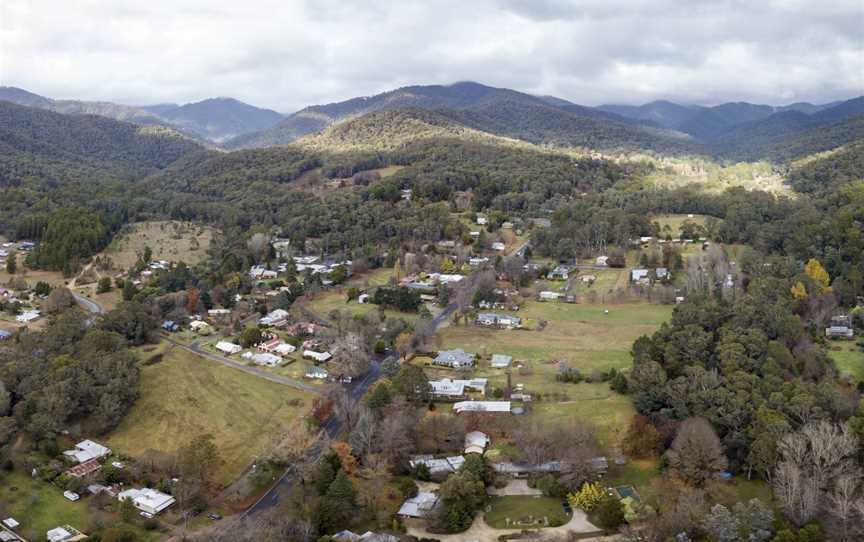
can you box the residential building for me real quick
[430,273,465,285]
[161,320,179,332]
[305,366,328,379]
[303,350,332,362]
[64,459,101,478]
[539,291,561,301]
[274,343,297,356]
[249,265,278,280]
[490,354,513,368]
[547,265,570,280]
[333,531,398,542]
[398,491,439,518]
[259,309,289,327]
[215,341,242,355]
[118,488,175,516]
[469,257,489,267]
[465,431,490,455]
[243,352,282,367]
[63,440,111,463]
[15,310,40,323]
[631,269,650,283]
[0,330,11,341]
[358,293,370,304]
[655,268,670,280]
[46,525,87,542]
[476,216,488,225]
[258,338,283,353]
[207,308,231,317]
[409,456,466,476]
[476,313,521,329]
[428,378,487,398]
[189,320,211,333]
[595,255,609,266]
[491,242,506,251]
[433,348,476,369]
[453,401,512,414]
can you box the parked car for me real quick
[208,513,223,520]
[140,511,154,519]
[63,491,80,501]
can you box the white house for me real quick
[189,320,211,333]
[215,341,242,355]
[249,265,278,280]
[208,308,231,317]
[274,343,297,356]
[428,378,487,398]
[464,431,490,455]
[118,488,175,515]
[303,350,332,362]
[398,491,439,518]
[631,269,650,282]
[547,265,570,280]
[16,310,40,323]
[305,366,328,379]
[260,309,289,327]
[46,525,87,542]
[244,352,282,367]
[476,313,521,329]
[469,257,489,267]
[490,354,513,368]
[491,242,506,251]
[358,293,370,304]
[453,401,512,414]
[63,440,111,463]
[433,349,476,369]
[476,216,488,225]
[430,273,465,285]
[539,291,561,301]
[595,256,609,266]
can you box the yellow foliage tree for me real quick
[790,281,808,300]
[804,258,832,293]
[440,257,456,274]
[567,482,607,511]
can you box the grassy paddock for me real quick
[106,345,312,485]
[102,220,215,269]
[0,470,92,541]
[829,342,864,381]
[652,214,709,236]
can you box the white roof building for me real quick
[490,354,513,368]
[274,343,297,356]
[215,341,242,355]
[491,242,506,251]
[465,431,490,454]
[596,256,609,266]
[63,440,111,464]
[433,348,476,368]
[243,352,283,367]
[428,378,487,397]
[453,401,512,414]
[189,320,210,331]
[305,366,328,379]
[631,269,650,282]
[539,291,561,301]
[303,350,332,362]
[2,518,19,529]
[118,488,175,516]
[46,525,87,542]
[430,273,465,284]
[260,309,289,327]
[15,310,40,323]
[398,491,439,518]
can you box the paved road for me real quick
[162,336,322,394]
[72,291,105,315]
[242,302,458,519]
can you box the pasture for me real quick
[106,344,312,485]
[652,214,709,236]
[102,220,215,269]
[829,341,864,381]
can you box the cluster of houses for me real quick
[631,267,670,286]
[432,350,514,371]
[45,438,176,531]
[475,312,521,329]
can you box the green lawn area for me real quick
[829,342,864,381]
[0,470,92,541]
[605,459,661,501]
[528,384,635,445]
[107,345,313,485]
[438,301,672,372]
[484,496,571,529]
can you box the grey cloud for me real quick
[0,0,860,112]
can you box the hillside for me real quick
[0,86,165,125]
[152,97,284,142]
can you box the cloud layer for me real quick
[1,0,861,112]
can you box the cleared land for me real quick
[652,214,709,236]
[0,470,92,541]
[302,267,421,323]
[829,342,864,381]
[106,344,313,485]
[102,220,215,269]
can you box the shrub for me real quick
[591,494,625,531]
[537,475,568,498]
[396,477,419,499]
[568,482,606,511]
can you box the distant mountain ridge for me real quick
[0,87,283,143]
[224,81,660,149]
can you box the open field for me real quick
[106,344,313,485]
[652,214,709,236]
[102,220,215,270]
[438,301,672,372]
[302,267,422,323]
[829,341,864,381]
[484,496,571,528]
[0,470,92,541]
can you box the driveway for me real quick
[406,507,602,542]
[488,479,542,496]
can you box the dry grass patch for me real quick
[102,220,215,269]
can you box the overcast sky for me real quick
[1,0,862,113]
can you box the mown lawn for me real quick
[527,385,636,445]
[107,346,313,485]
[829,342,864,381]
[484,496,571,528]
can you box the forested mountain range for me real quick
[0,87,282,143]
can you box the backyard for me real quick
[106,344,313,485]
[484,496,571,529]
[829,341,864,381]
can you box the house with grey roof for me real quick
[433,348,476,369]
[490,354,513,368]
